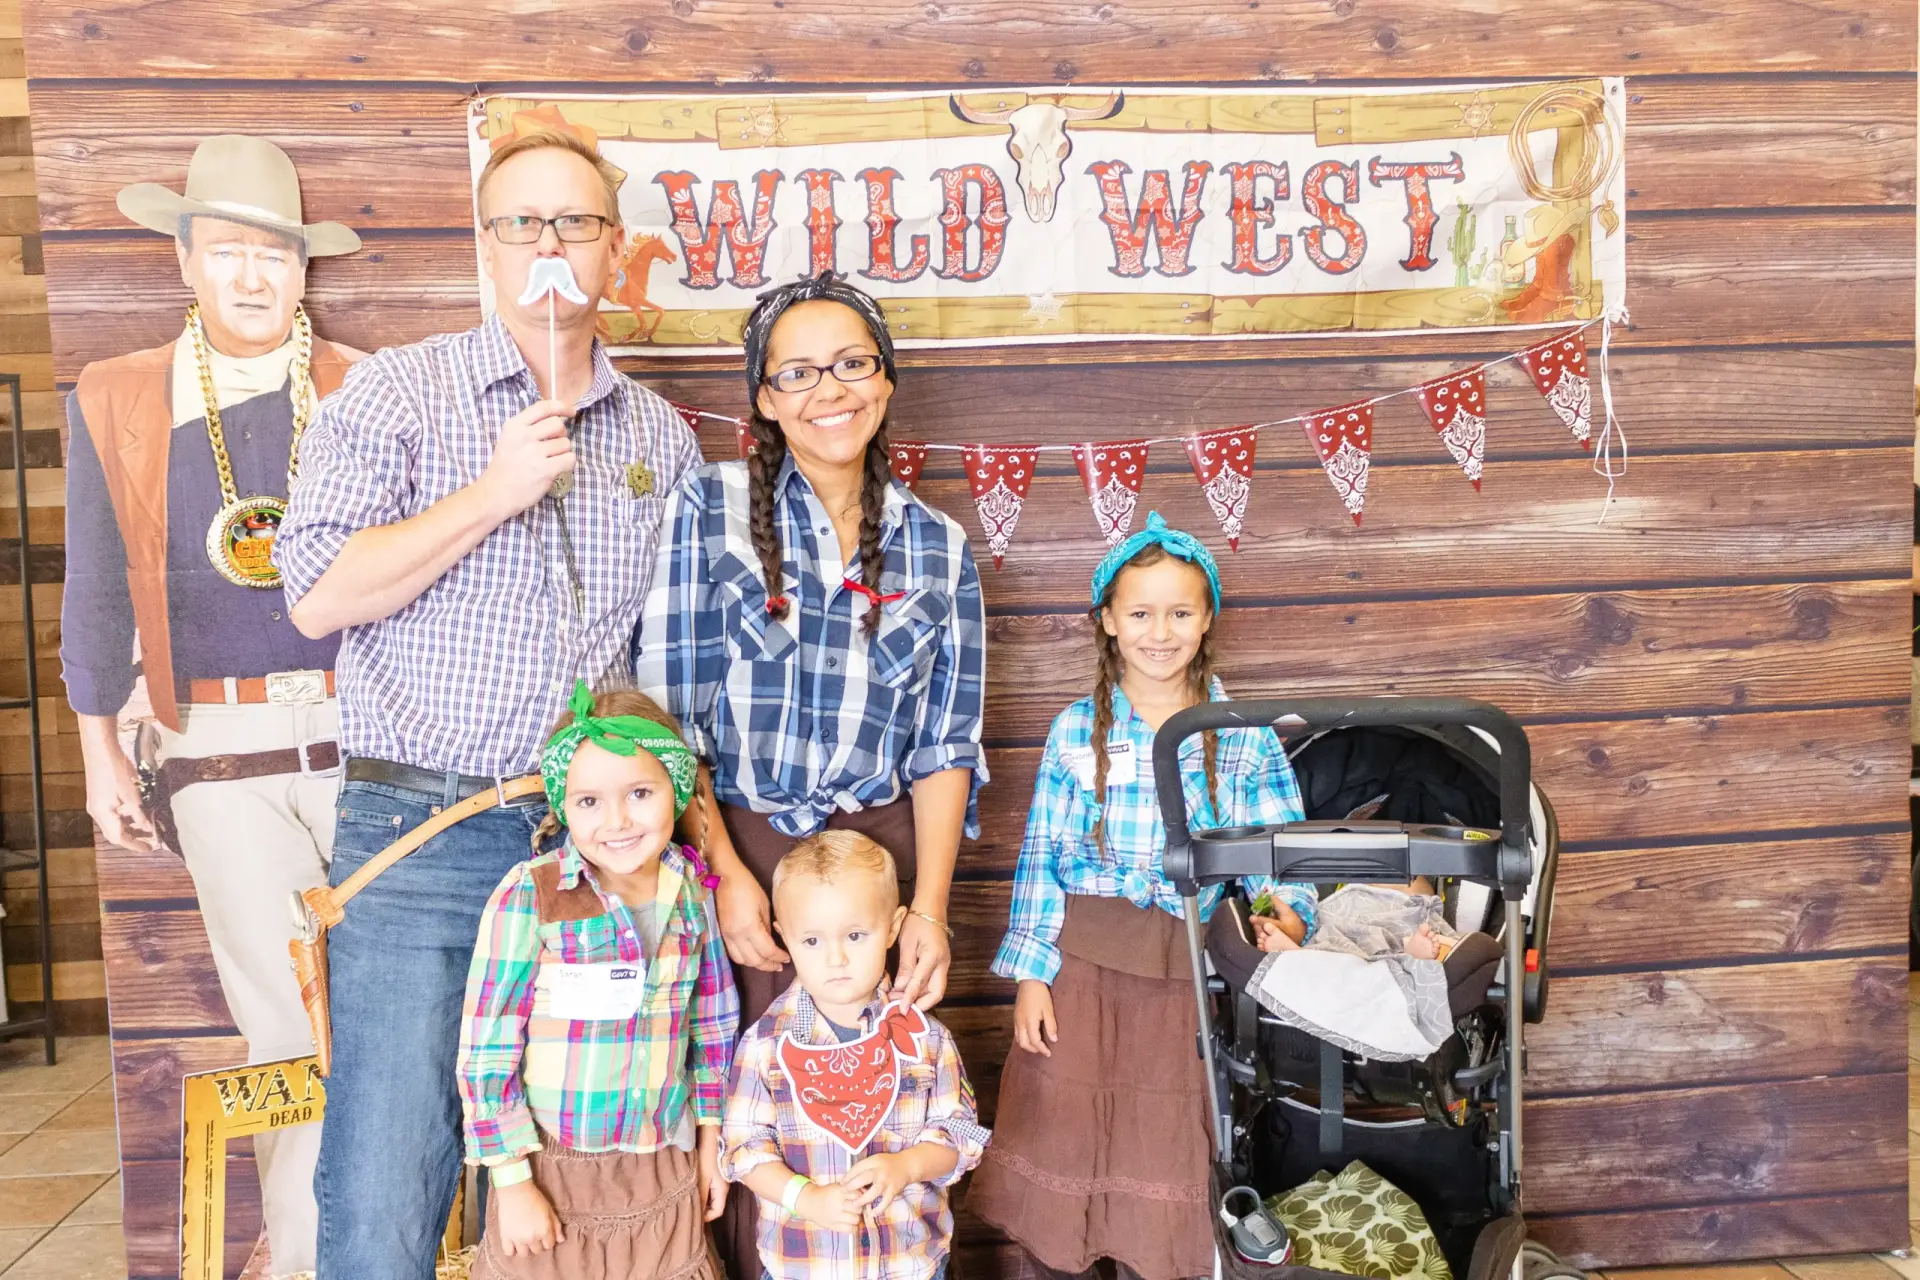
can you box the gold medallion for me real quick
[185,302,315,593]
[626,460,655,498]
[206,495,287,588]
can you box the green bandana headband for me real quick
[541,680,699,823]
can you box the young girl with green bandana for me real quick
[456,681,738,1280]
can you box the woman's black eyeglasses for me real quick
[485,214,612,245]
[763,354,884,394]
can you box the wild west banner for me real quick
[467,80,1626,353]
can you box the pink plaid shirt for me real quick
[720,983,989,1280]
[457,842,737,1186]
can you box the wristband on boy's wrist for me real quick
[780,1172,812,1214]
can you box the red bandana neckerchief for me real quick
[776,998,929,1154]
[843,578,908,608]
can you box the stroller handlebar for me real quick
[1156,697,1534,898]
[1188,819,1515,889]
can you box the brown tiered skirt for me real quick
[469,1140,721,1280]
[968,895,1215,1280]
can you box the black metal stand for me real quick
[0,372,55,1064]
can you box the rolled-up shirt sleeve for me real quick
[274,358,417,607]
[717,1033,785,1184]
[456,865,543,1184]
[59,392,137,716]
[687,898,739,1125]
[991,733,1076,986]
[902,536,988,838]
[916,1024,990,1186]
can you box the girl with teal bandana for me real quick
[456,682,737,1280]
[968,514,1318,1280]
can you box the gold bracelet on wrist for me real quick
[909,908,953,938]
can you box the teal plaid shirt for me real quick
[993,681,1318,986]
[456,841,738,1186]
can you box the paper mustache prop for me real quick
[519,257,591,308]
[517,258,591,498]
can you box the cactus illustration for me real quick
[1446,201,1477,288]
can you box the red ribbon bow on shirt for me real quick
[776,1001,929,1154]
[843,578,908,608]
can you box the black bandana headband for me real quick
[742,271,898,402]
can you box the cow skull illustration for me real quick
[948,91,1126,223]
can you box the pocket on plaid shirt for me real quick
[718,578,801,665]
[887,1062,937,1142]
[868,589,950,687]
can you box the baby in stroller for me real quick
[1252,879,1453,959]
[1227,875,1507,1040]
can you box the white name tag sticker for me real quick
[543,962,647,1022]
[1062,740,1136,791]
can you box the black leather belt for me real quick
[343,756,543,805]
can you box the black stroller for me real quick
[1154,697,1583,1280]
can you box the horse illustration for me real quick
[598,233,677,343]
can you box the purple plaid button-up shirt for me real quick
[276,315,699,775]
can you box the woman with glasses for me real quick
[633,273,987,1263]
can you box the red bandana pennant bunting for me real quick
[889,440,928,491]
[712,325,1603,540]
[671,400,756,463]
[1302,402,1374,526]
[962,444,1039,568]
[1413,367,1488,491]
[776,1001,930,1155]
[669,401,703,435]
[1184,428,1258,550]
[1072,439,1150,546]
[1517,330,1593,451]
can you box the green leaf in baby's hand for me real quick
[1250,891,1274,917]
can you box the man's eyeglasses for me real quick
[485,214,612,245]
[763,354,884,394]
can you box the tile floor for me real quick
[1,984,1917,1278]
[0,1034,125,1279]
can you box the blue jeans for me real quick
[314,776,547,1280]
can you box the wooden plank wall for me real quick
[18,1,1918,1274]
[0,0,97,1039]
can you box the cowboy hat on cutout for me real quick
[116,134,361,257]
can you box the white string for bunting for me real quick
[675,320,1609,455]
[1592,307,1631,524]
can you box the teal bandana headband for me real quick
[1090,511,1222,613]
[540,680,699,823]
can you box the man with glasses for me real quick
[274,128,698,1279]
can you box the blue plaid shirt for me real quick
[633,457,987,838]
[993,681,1318,986]
[275,315,700,775]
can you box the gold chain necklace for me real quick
[189,302,316,589]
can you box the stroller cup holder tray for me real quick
[1188,819,1506,887]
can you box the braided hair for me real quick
[741,272,899,637]
[1088,545,1221,856]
